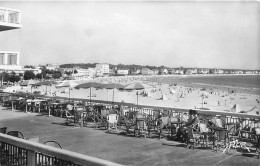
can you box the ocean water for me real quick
[147,75,260,95]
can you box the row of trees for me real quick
[1,67,80,84]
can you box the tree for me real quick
[52,71,62,79]
[0,72,10,82]
[24,71,35,80]
[209,69,214,74]
[73,69,78,74]
[24,65,35,69]
[36,73,43,80]
[9,74,20,83]
[65,71,72,75]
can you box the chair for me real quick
[44,141,62,149]
[134,114,147,138]
[17,99,27,112]
[0,127,7,134]
[107,114,119,131]
[198,123,211,147]
[185,126,201,150]
[7,131,24,139]
[250,127,260,159]
[211,117,225,128]
[64,108,75,126]
[158,116,172,139]
[211,128,228,152]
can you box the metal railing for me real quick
[0,7,21,24]
[0,133,124,166]
[1,92,260,127]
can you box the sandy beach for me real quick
[10,75,260,115]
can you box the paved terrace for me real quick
[0,106,259,166]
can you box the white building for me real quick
[141,68,153,75]
[73,68,95,79]
[46,63,60,70]
[117,69,129,75]
[0,7,22,73]
[175,70,184,75]
[96,63,109,76]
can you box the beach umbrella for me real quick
[35,80,58,95]
[123,82,153,105]
[20,80,39,86]
[20,80,39,93]
[123,82,146,90]
[34,80,58,86]
[230,104,241,113]
[12,91,32,98]
[103,83,124,104]
[75,82,104,103]
[56,81,78,101]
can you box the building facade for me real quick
[96,63,109,76]
[141,68,153,75]
[0,7,22,73]
[117,69,129,75]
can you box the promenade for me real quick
[0,106,259,166]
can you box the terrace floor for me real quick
[0,106,259,166]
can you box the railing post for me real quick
[27,149,36,166]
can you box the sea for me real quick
[147,75,260,95]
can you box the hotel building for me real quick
[0,7,22,73]
[95,63,109,76]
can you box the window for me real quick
[0,53,4,65]
[7,53,17,65]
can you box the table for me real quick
[209,127,228,152]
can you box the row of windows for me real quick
[0,53,18,65]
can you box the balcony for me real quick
[0,51,22,71]
[0,7,22,31]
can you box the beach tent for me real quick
[161,94,167,100]
[202,91,209,98]
[230,104,241,113]
[170,89,176,94]
[179,92,186,98]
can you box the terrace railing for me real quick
[0,7,21,24]
[0,133,124,166]
[1,92,260,128]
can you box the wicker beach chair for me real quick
[134,113,147,138]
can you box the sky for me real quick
[0,1,259,69]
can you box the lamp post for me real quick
[136,91,139,105]
[201,94,204,109]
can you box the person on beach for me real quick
[176,109,199,142]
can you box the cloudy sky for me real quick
[0,1,259,69]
